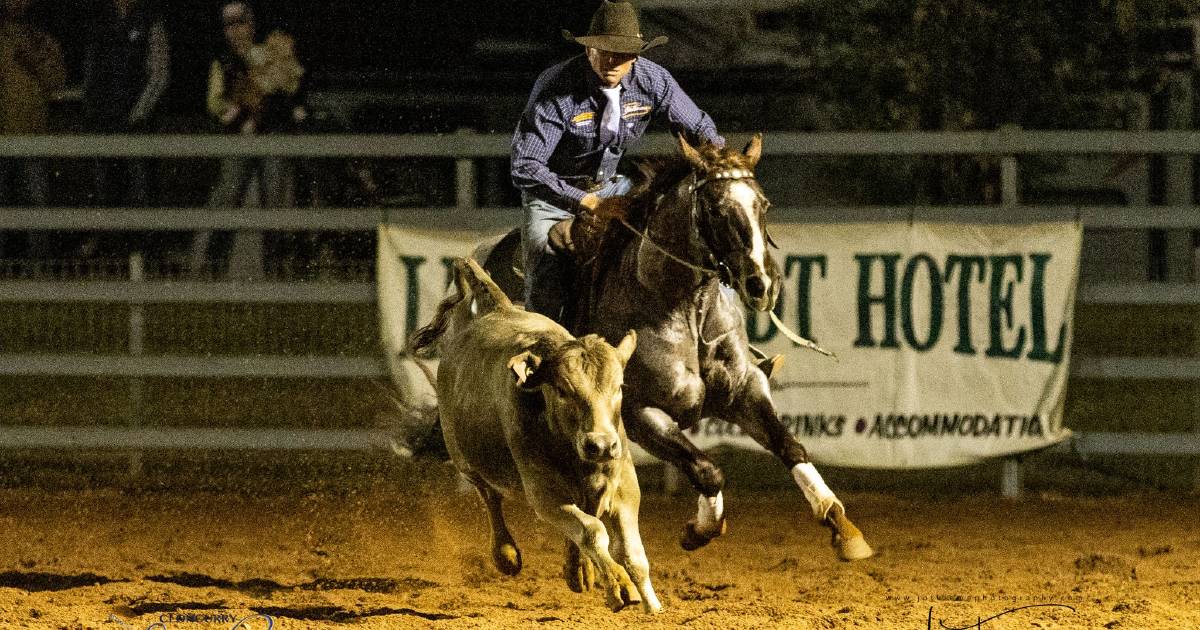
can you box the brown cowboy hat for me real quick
[561,1,668,55]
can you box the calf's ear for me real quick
[507,350,544,389]
[614,330,637,366]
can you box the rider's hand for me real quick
[548,218,575,254]
[581,195,630,221]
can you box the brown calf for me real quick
[410,258,661,613]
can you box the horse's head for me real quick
[508,331,637,464]
[679,133,781,312]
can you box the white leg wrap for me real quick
[791,463,841,520]
[695,491,724,532]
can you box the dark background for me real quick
[28,0,598,118]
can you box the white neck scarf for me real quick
[600,85,622,137]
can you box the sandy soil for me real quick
[0,465,1197,630]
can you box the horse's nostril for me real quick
[745,276,766,299]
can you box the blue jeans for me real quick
[521,175,632,320]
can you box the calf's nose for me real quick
[581,432,620,462]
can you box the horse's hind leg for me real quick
[464,473,522,575]
[627,406,727,551]
[730,370,874,562]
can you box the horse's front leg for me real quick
[626,405,727,550]
[729,368,874,562]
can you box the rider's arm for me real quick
[652,62,724,148]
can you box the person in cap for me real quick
[511,0,724,322]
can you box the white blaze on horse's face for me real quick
[727,180,775,310]
[729,181,768,277]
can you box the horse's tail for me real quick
[407,257,512,357]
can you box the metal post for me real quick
[127,252,144,478]
[1193,386,1199,493]
[1165,71,1194,281]
[1000,457,1023,499]
[455,128,477,211]
[999,124,1020,207]
[1194,235,1200,492]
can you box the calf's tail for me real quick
[406,257,513,357]
[458,257,513,313]
[407,262,468,358]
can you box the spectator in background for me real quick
[0,0,65,261]
[79,0,170,260]
[193,0,307,279]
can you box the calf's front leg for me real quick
[607,473,662,613]
[531,498,640,611]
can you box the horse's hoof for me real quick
[823,505,873,562]
[836,535,875,562]
[493,542,522,575]
[679,518,726,551]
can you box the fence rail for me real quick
[13,130,1200,157]
[1,130,1198,496]
[5,205,1200,230]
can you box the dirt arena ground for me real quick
[0,459,1197,630]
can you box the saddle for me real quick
[477,213,622,334]
[479,218,784,378]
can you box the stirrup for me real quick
[749,344,785,378]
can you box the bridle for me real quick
[618,166,765,284]
[615,165,834,358]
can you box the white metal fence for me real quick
[1,131,1197,495]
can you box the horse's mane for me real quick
[624,142,753,222]
[569,141,750,333]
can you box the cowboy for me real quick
[511,0,724,322]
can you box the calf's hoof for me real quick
[492,542,522,575]
[604,576,642,612]
[639,588,664,614]
[563,553,595,593]
[679,518,727,551]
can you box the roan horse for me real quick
[480,134,873,562]
[410,258,661,613]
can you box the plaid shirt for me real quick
[511,55,723,210]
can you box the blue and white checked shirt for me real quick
[511,55,724,210]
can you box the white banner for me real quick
[379,221,1079,469]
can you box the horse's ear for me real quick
[743,133,763,169]
[677,133,706,170]
[614,330,637,366]
[508,350,544,390]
